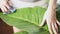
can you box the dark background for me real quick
[0,9,13,34]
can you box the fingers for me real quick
[52,23,58,34]
[47,22,53,34]
[3,6,8,12]
[0,0,10,13]
[1,6,8,12]
[54,22,58,32]
[0,6,5,12]
[39,18,46,27]
[4,1,10,12]
[56,20,60,26]
[5,3,10,10]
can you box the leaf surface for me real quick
[0,6,50,34]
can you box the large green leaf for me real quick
[14,30,49,34]
[0,6,49,34]
[0,3,60,34]
[1,5,60,34]
[14,31,29,34]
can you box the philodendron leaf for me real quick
[14,29,49,34]
[0,6,49,34]
[14,31,29,34]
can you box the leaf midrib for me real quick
[7,15,39,26]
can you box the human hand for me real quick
[0,0,10,14]
[40,10,60,34]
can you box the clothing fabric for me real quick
[19,0,40,2]
[10,0,47,8]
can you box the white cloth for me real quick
[10,0,47,8]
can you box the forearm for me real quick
[46,0,57,17]
[47,0,57,12]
